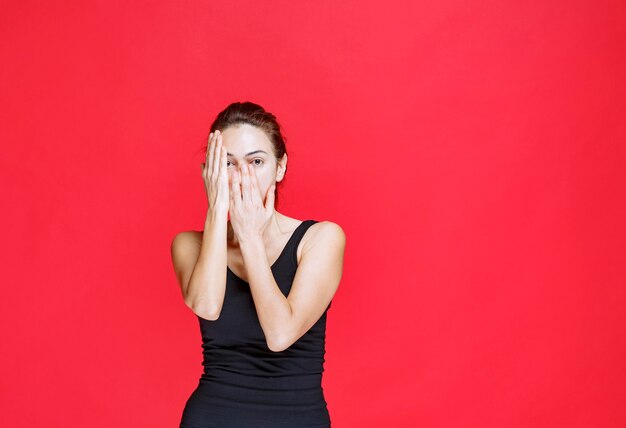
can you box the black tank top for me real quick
[180,219,333,428]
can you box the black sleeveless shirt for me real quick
[180,220,333,428]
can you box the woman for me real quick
[171,101,345,427]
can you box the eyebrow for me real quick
[226,150,269,157]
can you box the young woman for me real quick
[171,101,345,427]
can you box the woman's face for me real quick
[220,123,285,204]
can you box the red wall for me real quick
[1,1,625,427]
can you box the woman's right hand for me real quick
[201,130,229,214]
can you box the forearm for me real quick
[186,208,228,319]
[239,235,293,350]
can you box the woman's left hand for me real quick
[229,163,276,242]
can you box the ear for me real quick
[276,154,287,182]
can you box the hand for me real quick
[229,163,276,242]
[201,130,229,214]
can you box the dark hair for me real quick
[203,101,288,208]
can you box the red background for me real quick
[2,1,625,427]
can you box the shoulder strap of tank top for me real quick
[288,219,318,267]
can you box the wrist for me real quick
[206,206,228,223]
[238,232,264,246]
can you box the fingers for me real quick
[212,133,222,180]
[232,164,265,211]
[231,167,242,203]
[240,163,253,205]
[206,131,216,176]
[206,130,220,177]
[264,183,276,213]
[247,164,263,204]
[220,135,228,177]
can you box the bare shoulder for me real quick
[171,230,202,250]
[299,220,346,261]
[308,220,345,241]
[170,230,203,287]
